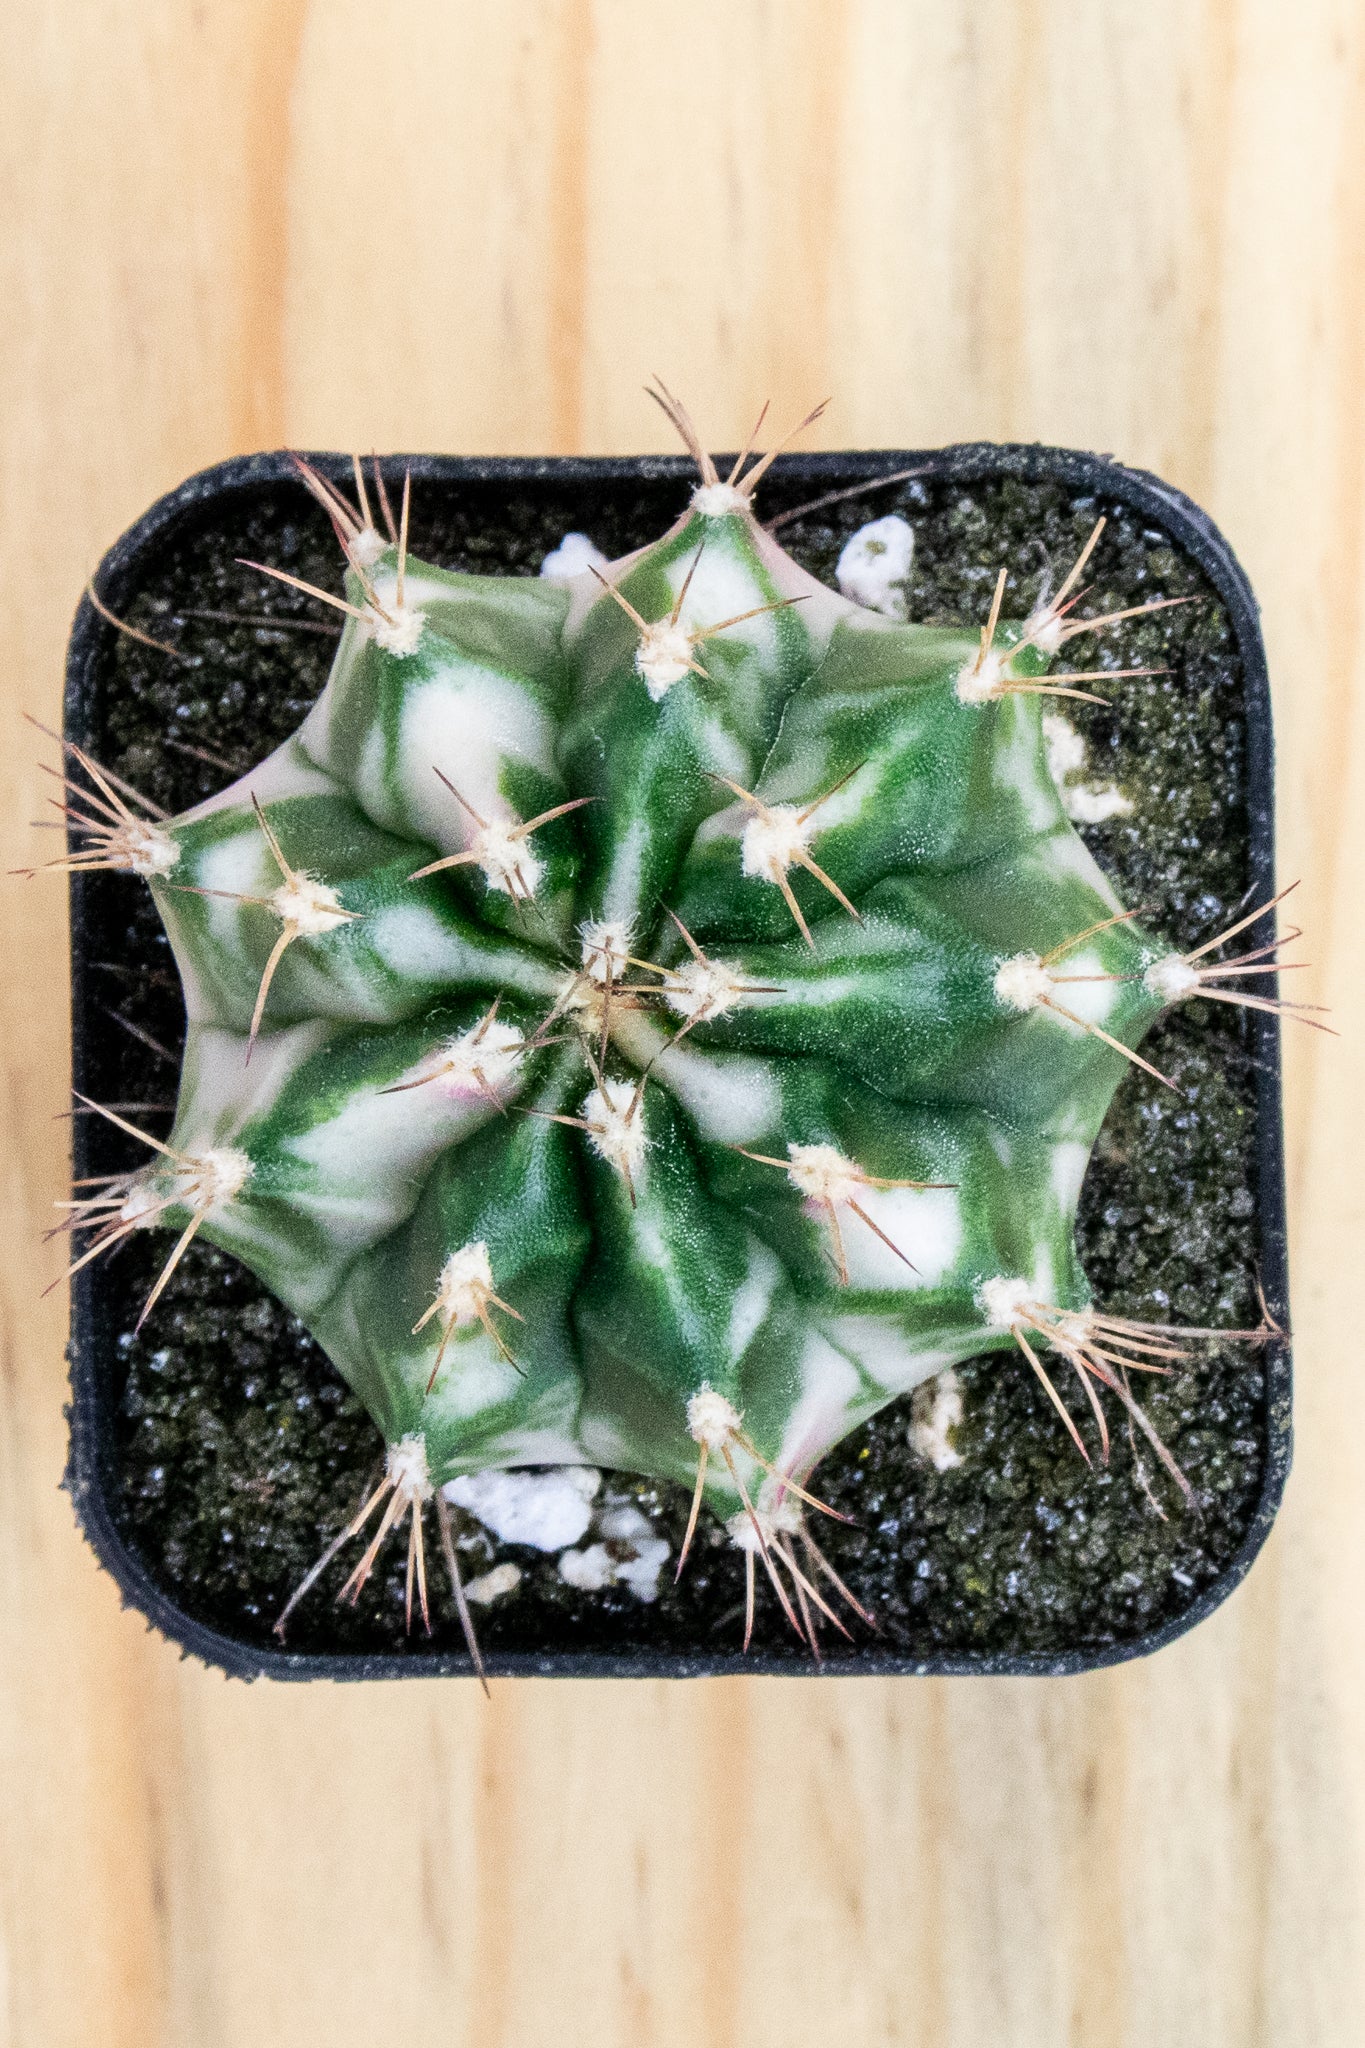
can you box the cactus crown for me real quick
[52,399,1311,1661]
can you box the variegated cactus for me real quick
[52,388,1309,1659]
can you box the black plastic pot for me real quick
[63,443,1292,1681]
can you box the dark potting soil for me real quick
[68,451,1276,1670]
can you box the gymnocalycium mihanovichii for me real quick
[43,387,1321,1673]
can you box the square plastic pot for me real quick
[62,443,1292,1680]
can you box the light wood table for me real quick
[2,5,1360,2042]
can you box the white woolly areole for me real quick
[555,967,605,1038]
[977,1274,1037,1331]
[181,1146,252,1210]
[349,527,387,570]
[956,648,1010,705]
[634,620,695,699]
[687,1384,742,1448]
[582,1078,648,1179]
[386,1433,433,1502]
[118,1181,165,1229]
[116,819,180,878]
[122,1146,252,1227]
[469,817,544,899]
[365,602,425,658]
[726,1480,802,1552]
[579,918,633,984]
[663,955,750,1022]
[691,481,750,519]
[539,531,608,580]
[994,952,1052,1012]
[432,1239,495,1328]
[1024,604,1066,659]
[836,515,915,619]
[432,1017,524,1099]
[269,872,351,936]
[1144,953,1201,1002]
[740,804,810,884]
[785,1141,864,1209]
[1054,1307,1097,1348]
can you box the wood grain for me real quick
[2,3,1362,2041]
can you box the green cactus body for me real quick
[63,423,1282,1643]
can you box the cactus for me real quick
[49,389,1317,1661]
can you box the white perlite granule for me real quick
[539,531,609,580]
[558,1502,671,1602]
[1042,711,1133,823]
[909,1369,965,1472]
[836,515,915,619]
[444,1467,601,1551]
[463,1562,522,1606]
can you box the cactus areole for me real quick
[59,406,1298,1671]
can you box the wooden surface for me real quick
[2,4,1361,2042]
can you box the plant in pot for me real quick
[49,387,1300,1679]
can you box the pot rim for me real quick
[63,441,1292,1682]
